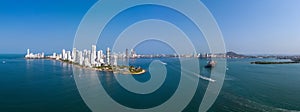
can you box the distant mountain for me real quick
[226,51,247,58]
[226,51,300,59]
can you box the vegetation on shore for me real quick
[251,61,299,64]
[128,66,144,74]
[53,59,145,75]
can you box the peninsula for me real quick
[25,45,146,75]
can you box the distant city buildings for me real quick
[25,46,231,61]
[27,45,265,67]
[25,47,300,67]
[25,46,230,62]
[25,49,44,59]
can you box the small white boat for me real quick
[161,62,167,65]
[2,61,5,64]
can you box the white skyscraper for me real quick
[83,49,87,59]
[67,51,71,61]
[100,50,103,58]
[97,51,101,62]
[58,54,62,60]
[96,50,103,64]
[75,50,81,64]
[130,49,136,58]
[113,55,117,66]
[106,47,110,65]
[72,48,76,62]
[53,53,56,58]
[27,49,30,56]
[62,49,66,60]
[78,51,83,65]
[87,50,91,64]
[91,45,96,65]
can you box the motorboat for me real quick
[205,60,216,68]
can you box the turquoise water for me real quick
[0,54,299,112]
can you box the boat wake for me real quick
[193,73,216,82]
[167,64,216,82]
[160,61,167,65]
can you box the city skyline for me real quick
[25,45,141,67]
[1,0,300,55]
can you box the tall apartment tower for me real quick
[113,55,117,66]
[98,50,104,64]
[125,48,129,58]
[27,49,30,56]
[106,47,110,65]
[62,49,66,60]
[91,45,96,65]
[67,51,71,61]
[72,48,76,62]
[97,51,101,62]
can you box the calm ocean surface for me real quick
[0,54,299,112]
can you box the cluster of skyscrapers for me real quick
[25,49,44,59]
[50,45,113,67]
[26,45,230,67]
[26,45,138,68]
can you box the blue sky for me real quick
[0,0,300,55]
[202,0,300,55]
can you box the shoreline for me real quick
[251,61,300,64]
[26,57,146,75]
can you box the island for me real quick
[223,51,300,65]
[251,57,300,64]
[291,58,300,62]
[251,61,299,64]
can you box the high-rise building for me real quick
[87,50,91,63]
[130,49,137,58]
[83,49,87,59]
[27,49,30,56]
[99,50,104,64]
[100,50,103,58]
[97,51,101,62]
[52,53,56,58]
[78,51,83,65]
[75,50,81,64]
[91,45,96,65]
[106,47,110,65]
[125,48,129,58]
[67,51,71,61]
[62,49,66,60]
[72,48,76,62]
[113,55,117,66]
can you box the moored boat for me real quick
[205,60,216,68]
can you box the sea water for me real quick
[0,54,299,112]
